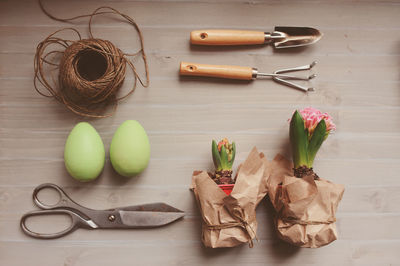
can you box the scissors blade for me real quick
[111,202,183,213]
[119,210,184,228]
[108,203,184,228]
[90,203,184,228]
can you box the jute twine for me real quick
[207,221,258,248]
[34,1,149,118]
[281,217,336,225]
[206,207,259,248]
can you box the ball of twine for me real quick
[59,39,127,116]
[34,4,149,118]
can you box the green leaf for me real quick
[220,145,229,170]
[227,142,236,169]
[212,140,222,170]
[289,110,309,168]
[307,119,326,167]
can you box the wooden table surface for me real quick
[1,0,400,265]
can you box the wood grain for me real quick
[0,0,400,265]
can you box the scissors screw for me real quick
[108,214,116,222]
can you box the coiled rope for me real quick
[34,1,149,117]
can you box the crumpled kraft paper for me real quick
[267,154,345,248]
[190,147,271,248]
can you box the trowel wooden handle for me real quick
[190,30,265,45]
[180,62,254,80]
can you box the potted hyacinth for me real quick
[211,138,236,195]
[290,107,336,179]
[265,107,344,248]
[191,141,269,248]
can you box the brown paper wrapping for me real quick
[267,154,345,248]
[190,147,271,248]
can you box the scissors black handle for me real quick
[20,183,98,239]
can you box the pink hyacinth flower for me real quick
[299,107,336,136]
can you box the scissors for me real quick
[20,183,185,239]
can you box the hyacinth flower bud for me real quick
[211,138,236,184]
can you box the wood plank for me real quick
[1,157,399,186]
[2,102,400,135]
[1,130,400,161]
[1,51,399,82]
[0,240,399,266]
[1,26,399,56]
[0,185,399,214]
[0,211,399,241]
[1,78,400,108]
[1,0,400,29]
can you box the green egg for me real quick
[64,122,105,182]
[110,120,150,177]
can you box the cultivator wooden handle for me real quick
[190,30,265,46]
[180,62,255,80]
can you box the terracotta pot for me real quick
[218,184,234,195]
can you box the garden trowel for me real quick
[190,26,322,48]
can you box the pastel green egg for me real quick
[110,120,150,177]
[64,122,105,182]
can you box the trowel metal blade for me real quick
[273,26,322,48]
